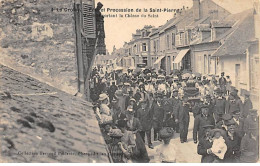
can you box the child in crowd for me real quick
[210,129,227,162]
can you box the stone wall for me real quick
[0,0,78,94]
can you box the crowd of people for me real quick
[90,66,259,163]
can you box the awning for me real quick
[173,49,190,64]
[154,56,165,65]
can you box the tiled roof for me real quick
[0,65,110,163]
[212,9,255,57]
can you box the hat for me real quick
[232,110,240,116]
[210,129,226,137]
[201,105,209,109]
[99,93,108,101]
[159,127,174,139]
[229,95,235,100]
[109,129,123,138]
[225,119,237,126]
[129,98,136,103]
[202,124,214,129]
[126,108,134,115]
[115,90,123,97]
[139,99,147,104]
[124,82,131,86]
[244,91,250,96]
[205,94,211,98]
[222,114,232,121]
[215,88,222,94]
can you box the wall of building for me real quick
[0,0,77,94]
[217,55,248,93]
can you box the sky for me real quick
[97,0,255,53]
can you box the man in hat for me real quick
[232,110,245,138]
[204,94,214,117]
[162,93,175,129]
[179,95,191,143]
[155,127,177,163]
[223,119,242,163]
[108,81,118,103]
[150,92,165,141]
[215,114,232,131]
[240,123,259,163]
[197,124,216,163]
[170,89,182,132]
[243,109,259,135]
[125,90,134,110]
[225,94,243,117]
[219,72,226,94]
[193,106,215,143]
[213,89,227,123]
[136,99,154,149]
[242,91,253,119]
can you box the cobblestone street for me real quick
[146,114,201,163]
[0,64,109,163]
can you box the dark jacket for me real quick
[137,107,153,131]
[197,136,215,163]
[242,98,253,118]
[171,97,182,120]
[225,97,243,116]
[179,103,191,122]
[223,132,242,163]
[193,114,215,142]
[240,134,259,163]
[213,97,226,115]
[151,101,164,123]
[243,116,259,135]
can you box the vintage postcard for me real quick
[0,0,259,163]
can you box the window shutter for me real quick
[82,0,96,38]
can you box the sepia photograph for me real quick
[0,0,259,163]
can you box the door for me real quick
[235,64,240,88]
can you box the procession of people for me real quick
[90,66,259,163]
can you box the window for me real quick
[142,31,146,37]
[157,40,160,52]
[176,34,180,46]
[153,40,156,52]
[143,57,148,66]
[166,35,170,49]
[142,43,147,52]
[172,33,175,47]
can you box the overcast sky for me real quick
[97,0,254,53]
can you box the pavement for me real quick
[145,114,201,163]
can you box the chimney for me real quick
[193,0,201,21]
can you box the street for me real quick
[146,113,201,163]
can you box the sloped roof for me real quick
[149,0,231,37]
[0,65,109,163]
[212,9,255,57]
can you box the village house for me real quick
[149,0,230,75]
[212,5,260,109]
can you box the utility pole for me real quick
[74,0,84,97]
